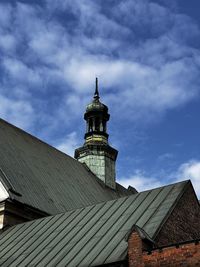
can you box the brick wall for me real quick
[143,241,200,267]
[155,183,200,246]
[128,183,200,266]
[128,231,144,267]
[128,232,200,267]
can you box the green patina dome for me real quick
[86,99,108,113]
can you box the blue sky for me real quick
[0,0,200,196]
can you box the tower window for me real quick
[103,121,106,132]
[95,118,100,131]
[89,118,93,132]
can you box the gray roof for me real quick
[0,119,130,214]
[0,180,189,267]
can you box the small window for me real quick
[89,119,93,132]
[95,118,100,131]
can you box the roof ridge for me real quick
[136,179,190,194]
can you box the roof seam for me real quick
[58,197,129,266]
[87,195,142,266]
[0,215,49,250]
[142,185,174,229]
[101,193,143,264]
[0,215,54,264]
[54,202,109,266]
[12,210,80,267]
[133,189,160,227]
[36,204,99,267]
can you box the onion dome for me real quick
[83,78,110,142]
[86,99,108,113]
[85,78,108,114]
[84,78,109,121]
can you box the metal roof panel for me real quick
[0,180,189,266]
[0,119,131,214]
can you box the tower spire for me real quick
[94,77,99,100]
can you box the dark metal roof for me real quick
[0,119,131,214]
[0,180,189,267]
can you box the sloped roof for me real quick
[0,119,130,214]
[0,180,189,267]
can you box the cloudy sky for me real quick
[0,0,200,196]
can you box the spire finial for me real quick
[94,77,99,100]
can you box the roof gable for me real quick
[0,180,189,266]
[0,119,130,214]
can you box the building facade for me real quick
[0,80,199,266]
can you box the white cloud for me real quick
[3,58,42,86]
[118,159,200,198]
[118,170,163,192]
[0,34,16,53]
[0,3,12,27]
[0,0,199,136]
[175,160,200,197]
[56,132,80,157]
[0,95,34,129]
[63,55,199,115]
[157,153,174,162]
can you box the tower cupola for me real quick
[74,78,118,189]
[84,78,109,145]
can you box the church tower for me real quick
[74,78,118,189]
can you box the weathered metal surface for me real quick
[0,180,189,267]
[0,119,130,214]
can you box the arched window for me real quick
[95,118,100,131]
[89,118,93,132]
[103,121,106,132]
